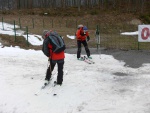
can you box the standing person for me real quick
[42,30,65,85]
[76,25,92,60]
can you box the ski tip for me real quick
[34,94,38,96]
[53,94,57,96]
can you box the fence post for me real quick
[59,20,61,27]
[2,17,4,30]
[138,42,140,50]
[14,20,16,42]
[32,18,34,29]
[43,19,45,28]
[19,17,22,29]
[96,25,101,58]
[76,20,77,28]
[52,19,53,28]
[66,20,67,27]
[26,26,29,47]
[86,22,88,28]
[96,25,100,47]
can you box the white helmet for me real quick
[77,24,83,29]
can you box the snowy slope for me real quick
[0,23,150,113]
[0,46,150,113]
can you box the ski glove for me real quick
[87,36,90,41]
[80,32,85,36]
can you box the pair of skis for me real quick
[34,71,56,96]
[41,80,59,89]
[41,70,67,89]
[41,79,52,89]
[35,63,68,96]
[41,71,57,89]
[35,81,57,96]
[80,56,95,64]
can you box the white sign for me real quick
[138,25,150,42]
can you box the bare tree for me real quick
[28,0,33,8]
[78,0,81,12]
[141,0,145,13]
[61,0,66,8]
[0,0,150,13]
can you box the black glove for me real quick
[80,32,85,36]
[87,36,90,41]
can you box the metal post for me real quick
[59,20,61,27]
[14,20,16,42]
[96,25,101,58]
[43,19,45,28]
[66,20,67,27]
[2,17,4,30]
[19,17,21,29]
[76,20,77,28]
[26,26,29,47]
[52,19,53,28]
[32,18,34,29]
[86,22,88,28]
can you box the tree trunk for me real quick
[78,0,81,12]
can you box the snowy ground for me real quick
[0,46,150,113]
[0,22,150,113]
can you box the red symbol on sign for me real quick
[141,27,150,40]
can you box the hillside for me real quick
[0,8,146,50]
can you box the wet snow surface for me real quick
[0,46,150,113]
[0,22,150,113]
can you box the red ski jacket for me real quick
[42,36,65,60]
[76,27,89,41]
[48,43,65,60]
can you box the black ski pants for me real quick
[77,40,90,58]
[46,59,64,84]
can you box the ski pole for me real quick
[46,58,52,80]
[49,58,52,76]
[98,34,101,59]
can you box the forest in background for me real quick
[0,0,150,14]
[0,0,150,24]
